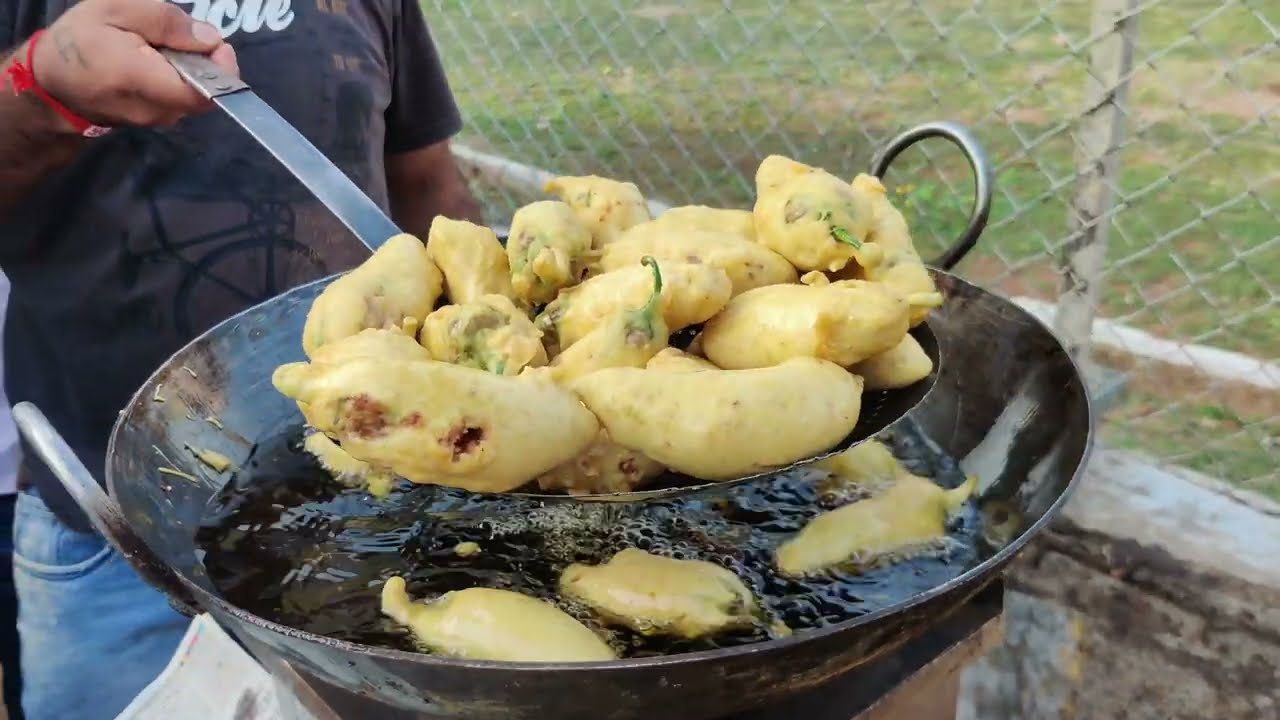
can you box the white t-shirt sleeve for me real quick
[0,271,19,496]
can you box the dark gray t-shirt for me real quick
[0,0,462,531]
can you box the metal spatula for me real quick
[162,50,400,251]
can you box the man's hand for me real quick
[30,0,239,130]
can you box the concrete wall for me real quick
[958,450,1280,720]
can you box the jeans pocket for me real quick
[12,490,113,580]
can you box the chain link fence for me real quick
[426,0,1279,497]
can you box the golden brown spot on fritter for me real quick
[443,424,486,461]
[343,395,388,438]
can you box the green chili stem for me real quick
[830,224,863,249]
[639,256,664,316]
[816,210,863,249]
[621,256,665,343]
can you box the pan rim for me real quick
[107,269,1096,672]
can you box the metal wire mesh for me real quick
[427,0,1279,497]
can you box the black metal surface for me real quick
[730,578,1004,719]
[12,263,1093,720]
[260,579,1006,719]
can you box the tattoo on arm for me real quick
[0,45,87,218]
[51,28,89,69]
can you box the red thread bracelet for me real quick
[4,29,111,138]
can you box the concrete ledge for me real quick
[1061,449,1280,590]
[959,448,1280,719]
[1014,297,1280,392]
[453,143,674,218]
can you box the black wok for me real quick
[13,274,1093,719]
[11,125,1093,719]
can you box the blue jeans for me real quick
[12,487,189,720]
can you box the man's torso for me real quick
[0,0,414,529]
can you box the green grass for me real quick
[1104,388,1280,500]
[425,0,1279,496]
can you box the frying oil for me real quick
[196,421,999,659]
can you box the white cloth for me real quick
[0,271,17,495]
[115,614,293,720]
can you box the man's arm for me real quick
[386,139,484,236]
[0,47,87,215]
[0,0,236,220]
[382,0,480,235]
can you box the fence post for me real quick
[1055,0,1140,365]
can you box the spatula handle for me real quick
[161,48,248,100]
